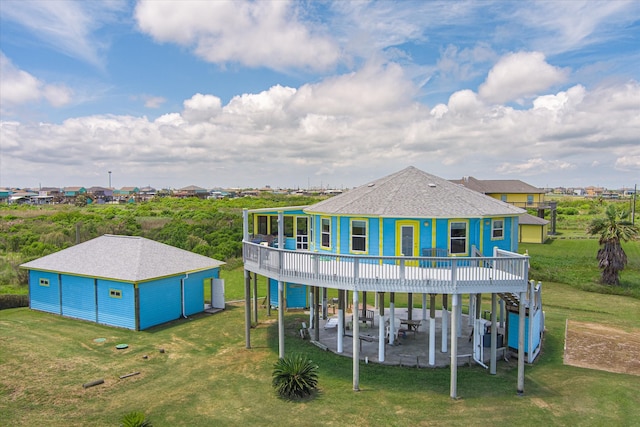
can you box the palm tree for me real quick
[587,204,639,285]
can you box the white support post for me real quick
[517,290,526,395]
[337,307,344,353]
[389,299,396,346]
[278,280,285,359]
[378,314,385,362]
[429,317,436,366]
[429,294,436,366]
[450,293,459,399]
[490,293,497,375]
[353,290,360,392]
[422,293,427,321]
[441,294,448,353]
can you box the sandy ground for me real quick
[564,320,640,376]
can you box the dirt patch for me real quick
[564,320,640,376]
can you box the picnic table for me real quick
[400,319,421,338]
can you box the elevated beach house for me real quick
[21,235,225,330]
[242,166,544,398]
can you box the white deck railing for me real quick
[243,242,529,294]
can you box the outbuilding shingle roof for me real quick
[304,166,525,218]
[21,235,224,282]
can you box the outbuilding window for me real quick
[109,289,122,299]
[39,278,49,287]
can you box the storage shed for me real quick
[21,235,225,330]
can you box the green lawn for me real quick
[522,239,640,298]
[1,276,639,426]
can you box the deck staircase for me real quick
[498,292,520,311]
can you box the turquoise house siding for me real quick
[138,277,182,330]
[28,271,61,314]
[269,279,308,309]
[183,269,219,316]
[97,279,135,329]
[60,275,96,322]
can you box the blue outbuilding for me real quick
[21,235,225,330]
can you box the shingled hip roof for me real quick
[304,166,525,218]
[20,235,224,282]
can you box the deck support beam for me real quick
[441,294,448,353]
[244,269,251,349]
[353,290,360,391]
[517,290,526,395]
[429,293,436,366]
[450,293,460,399]
[490,293,498,375]
[278,281,284,359]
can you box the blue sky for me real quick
[1,0,639,190]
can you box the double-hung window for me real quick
[450,221,467,255]
[321,218,331,249]
[492,219,504,239]
[351,219,367,252]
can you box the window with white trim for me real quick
[39,278,50,287]
[492,219,504,239]
[450,221,467,254]
[109,289,122,299]
[321,218,331,248]
[351,219,367,252]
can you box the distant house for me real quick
[139,186,157,201]
[175,185,208,199]
[21,235,225,330]
[87,186,113,203]
[9,190,38,205]
[63,187,87,203]
[452,176,556,237]
[0,188,10,203]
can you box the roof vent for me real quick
[428,183,436,188]
[368,183,375,187]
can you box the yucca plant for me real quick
[120,411,152,427]
[272,353,319,399]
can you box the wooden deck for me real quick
[243,241,529,294]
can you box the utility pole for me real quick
[633,184,637,226]
[108,171,112,188]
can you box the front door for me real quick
[396,221,419,265]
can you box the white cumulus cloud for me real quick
[134,0,340,72]
[479,52,569,104]
[0,53,73,110]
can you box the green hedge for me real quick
[0,294,29,310]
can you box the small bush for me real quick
[120,411,152,427]
[272,354,319,400]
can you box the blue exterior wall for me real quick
[27,268,219,330]
[183,268,220,316]
[29,271,61,314]
[138,276,182,330]
[96,279,135,329]
[269,278,308,309]
[307,215,519,257]
[60,275,96,322]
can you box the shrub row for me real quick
[0,294,29,310]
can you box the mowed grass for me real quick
[2,277,640,427]
[522,239,640,298]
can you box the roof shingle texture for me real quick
[21,235,224,282]
[304,166,525,217]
